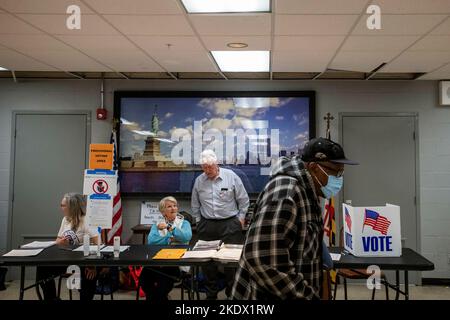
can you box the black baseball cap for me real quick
[301,137,359,165]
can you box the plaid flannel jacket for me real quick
[231,156,323,300]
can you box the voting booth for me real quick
[342,203,402,257]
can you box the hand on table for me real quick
[55,237,68,246]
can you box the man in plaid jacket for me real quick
[231,138,358,300]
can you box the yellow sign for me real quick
[89,144,113,170]
[152,249,187,260]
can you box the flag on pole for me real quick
[323,197,336,247]
[323,113,337,284]
[107,130,123,244]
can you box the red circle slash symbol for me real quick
[93,179,108,194]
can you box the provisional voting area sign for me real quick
[89,144,113,170]
[140,201,162,225]
[343,203,402,257]
[83,169,117,196]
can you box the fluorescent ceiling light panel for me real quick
[181,0,270,13]
[211,51,270,72]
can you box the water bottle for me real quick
[96,227,102,257]
[113,236,120,258]
[83,234,90,257]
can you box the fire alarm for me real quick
[96,108,107,120]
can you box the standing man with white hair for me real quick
[191,149,250,300]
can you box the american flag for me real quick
[107,130,123,244]
[363,209,391,235]
[345,207,352,232]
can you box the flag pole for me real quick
[324,113,335,247]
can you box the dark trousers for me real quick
[197,215,244,299]
[35,266,97,300]
[139,266,180,301]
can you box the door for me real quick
[9,112,90,253]
[340,113,419,284]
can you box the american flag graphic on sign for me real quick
[345,207,352,232]
[363,209,391,235]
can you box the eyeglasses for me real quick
[60,204,67,208]
[318,164,344,178]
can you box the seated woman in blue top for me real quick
[140,196,192,301]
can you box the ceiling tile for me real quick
[151,51,217,72]
[373,0,450,14]
[190,14,271,36]
[83,0,182,15]
[275,15,358,35]
[431,17,450,35]
[130,35,204,52]
[276,0,368,14]
[0,0,94,14]
[17,14,120,35]
[0,46,58,70]
[0,34,73,51]
[331,51,399,72]
[352,14,447,35]
[0,13,42,34]
[272,51,332,72]
[57,35,164,72]
[382,51,450,72]
[409,35,450,51]
[419,62,450,79]
[57,34,138,51]
[104,15,194,35]
[0,34,111,71]
[202,35,270,50]
[21,49,111,71]
[341,35,419,51]
[274,35,344,51]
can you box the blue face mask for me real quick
[315,164,343,199]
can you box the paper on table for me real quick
[182,246,243,261]
[181,250,218,259]
[153,248,187,260]
[213,248,242,261]
[330,253,341,261]
[73,245,105,252]
[100,246,130,253]
[192,240,222,251]
[21,241,55,249]
[3,249,44,257]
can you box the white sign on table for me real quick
[86,194,113,229]
[140,201,161,225]
[83,169,117,196]
[343,203,402,257]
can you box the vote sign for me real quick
[343,203,402,257]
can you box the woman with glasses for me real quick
[35,193,100,300]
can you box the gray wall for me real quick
[0,78,448,279]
